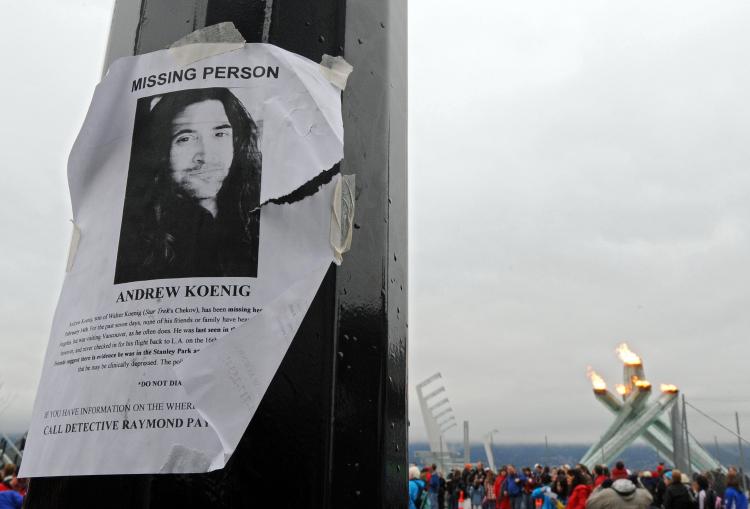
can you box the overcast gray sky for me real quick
[408,0,750,444]
[1,1,750,450]
[0,1,114,433]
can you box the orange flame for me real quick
[616,343,642,366]
[587,367,607,391]
[660,384,678,393]
[634,379,652,389]
[615,384,627,395]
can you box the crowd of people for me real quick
[409,460,749,509]
[0,463,25,509]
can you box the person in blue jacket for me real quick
[429,465,441,509]
[410,465,427,509]
[724,472,748,509]
[504,465,528,509]
[532,474,558,509]
[0,490,23,509]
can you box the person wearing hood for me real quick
[586,478,652,509]
[663,470,694,509]
[567,469,593,509]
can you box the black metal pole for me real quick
[25,0,407,507]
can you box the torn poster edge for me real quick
[150,42,349,202]
[65,221,81,273]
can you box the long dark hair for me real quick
[695,475,709,492]
[116,87,262,282]
[568,468,588,489]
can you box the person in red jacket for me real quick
[593,465,608,488]
[610,461,629,481]
[565,468,592,509]
[495,467,511,509]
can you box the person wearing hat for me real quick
[586,478,652,509]
[655,464,665,477]
[638,470,657,497]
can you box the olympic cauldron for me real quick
[581,344,723,473]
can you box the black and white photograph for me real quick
[114,87,262,283]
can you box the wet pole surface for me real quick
[24,0,406,507]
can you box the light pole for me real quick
[485,429,499,471]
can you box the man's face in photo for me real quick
[169,99,233,203]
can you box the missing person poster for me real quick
[20,43,347,476]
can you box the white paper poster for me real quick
[20,43,348,477]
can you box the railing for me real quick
[0,431,23,467]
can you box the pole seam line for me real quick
[262,0,273,43]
